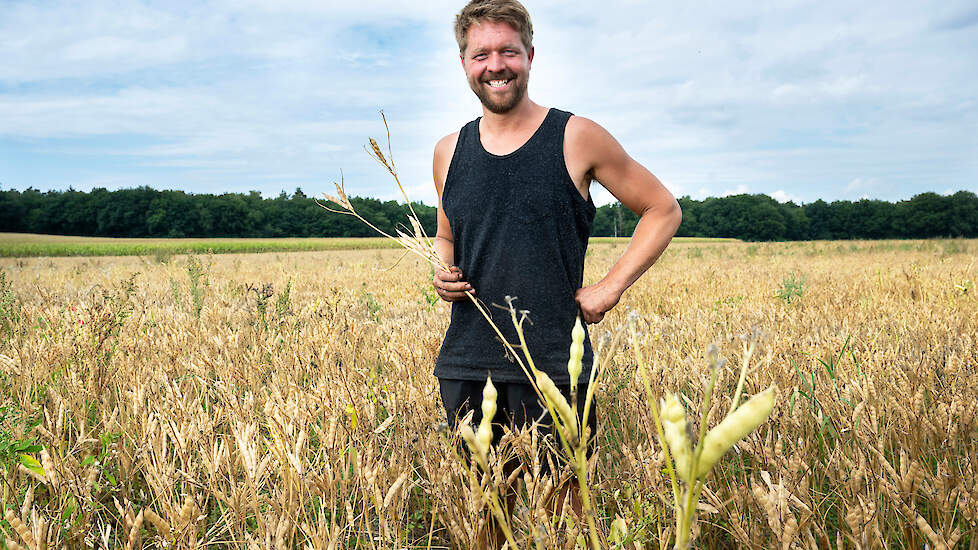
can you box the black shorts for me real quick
[439,378,597,463]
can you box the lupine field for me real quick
[0,237,975,548]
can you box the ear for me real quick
[527,46,534,67]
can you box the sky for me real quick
[1,1,976,207]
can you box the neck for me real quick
[480,98,546,133]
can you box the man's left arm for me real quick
[569,117,682,324]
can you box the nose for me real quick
[487,52,505,73]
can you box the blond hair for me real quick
[454,0,533,54]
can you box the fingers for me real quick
[436,282,472,298]
[434,265,473,302]
[435,265,464,282]
[580,310,605,324]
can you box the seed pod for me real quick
[476,376,498,456]
[369,138,386,164]
[660,393,693,483]
[481,376,498,426]
[609,515,628,544]
[535,371,577,436]
[698,386,775,478]
[459,422,485,464]
[567,317,586,389]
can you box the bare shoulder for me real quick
[434,131,460,164]
[566,115,620,152]
[433,131,460,192]
[564,115,627,187]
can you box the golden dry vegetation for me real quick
[0,239,975,548]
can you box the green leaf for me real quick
[81,455,96,467]
[62,495,77,522]
[19,454,45,476]
[106,471,117,486]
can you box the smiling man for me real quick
[432,0,681,481]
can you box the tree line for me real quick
[1,186,976,241]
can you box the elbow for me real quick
[670,199,683,231]
[642,197,682,232]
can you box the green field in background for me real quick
[0,233,739,258]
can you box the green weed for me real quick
[360,284,382,322]
[775,271,806,303]
[186,255,211,320]
[0,270,20,336]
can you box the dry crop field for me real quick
[0,238,975,548]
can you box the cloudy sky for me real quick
[1,1,976,206]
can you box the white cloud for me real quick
[770,190,802,203]
[0,0,975,202]
[721,184,750,197]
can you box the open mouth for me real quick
[485,78,513,89]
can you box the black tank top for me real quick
[435,108,596,384]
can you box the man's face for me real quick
[461,20,533,114]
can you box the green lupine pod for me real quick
[567,316,585,386]
[481,375,497,424]
[459,422,485,463]
[536,371,577,434]
[697,386,776,478]
[476,421,492,457]
[660,393,693,483]
[474,376,497,458]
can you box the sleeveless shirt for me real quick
[435,108,597,384]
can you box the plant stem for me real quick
[726,341,755,417]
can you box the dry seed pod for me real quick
[369,138,386,164]
[126,509,144,550]
[383,470,410,509]
[660,393,693,483]
[143,509,172,540]
[698,386,776,478]
[20,484,34,523]
[4,508,34,550]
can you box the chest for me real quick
[477,123,591,199]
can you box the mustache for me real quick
[482,72,516,81]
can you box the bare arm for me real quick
[568,117,682,323]
[431,132,472,302]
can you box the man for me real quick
[432,0,681,463]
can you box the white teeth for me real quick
[488,79,510,88]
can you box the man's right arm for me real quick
[432,132,471,302]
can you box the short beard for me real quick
[471,75,528,114]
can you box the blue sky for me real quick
[1,1,976,206]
